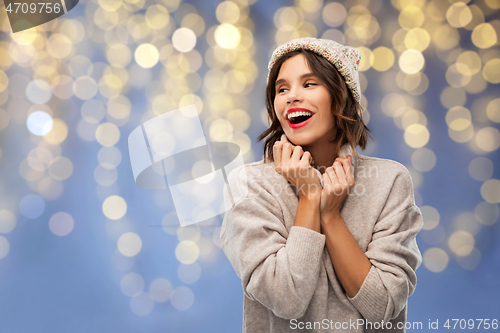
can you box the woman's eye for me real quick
[305,83,316,87]
[278,88,287,93]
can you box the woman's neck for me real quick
[303,137,339,175]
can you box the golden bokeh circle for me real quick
[404,124,430,148]
[475,127,500,152]
[369,47,394,72]
[423,247,449,273]
[480,179,500,204]
[43,119,68,145]
[486,98,500,123]
[446,2,472,28]
[399,49,425,74]
[398,6,424,30]
[134,43,159,68]
[472,23,497,49]
[482,58,500,84]
[214,24,241,49]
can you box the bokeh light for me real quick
[48,157,74,181]
[27,111,53,136]
[399,50,425,74]
[73,76,98,100]
[42,119,68,145]
[480,179,500,204]
[446,3,472,28]
[216,2,240,24]
[117,232,142,257]
[81,100,106,124]
[149,278,173,303]
[404,124,430,148]
[370,47,394,71]
[96,123,121,147]
[102,195,127,220]
[456,247,481,270]
[26,80,52,104]
[175,240,199,264]
[170,286,194,311]
[214,24,241,49]
[134,43,160,68]
[471,23,497,49]
[483,58,500,84]
[0,236,9,259]
[172,28,197,53]
[411,148,436,172]
[19,194,45,219]
[420,206,440,230]
[130,293,155,316]
[474,201,499,226]
[448,230,475,257]
[121,272,145,297]
[468,157,494,181]
[48,212,75,236]
[475,127,500,152]
[486,98,500,122]
[322,2,346,27]
[423,247,449,273]
[0,210,17,234]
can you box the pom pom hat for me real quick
[267,37,362,105]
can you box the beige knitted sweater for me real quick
[220,144,423,333]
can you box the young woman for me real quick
[221,38,423,333]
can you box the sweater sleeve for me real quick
[220,166,326,320]
[346,168,423,324]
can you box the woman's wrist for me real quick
[320,211,342,225]
[295,193,322,233]
[299,192,321,203]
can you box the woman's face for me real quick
[273,54,336,147]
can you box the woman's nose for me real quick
[287,86,303,103]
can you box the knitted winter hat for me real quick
[267,37,362,104]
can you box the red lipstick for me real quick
[286,108,314,129]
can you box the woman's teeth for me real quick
[287,111,313,120]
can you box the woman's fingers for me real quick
[274,136,316,188]
[336,156,354,187]
[345,156,355,186]
[323,171,332,184]
[273,141,282,168]
[325,166,337,186]
[291,145,303,165]
[281,142,292,166]
[301,151,313,165]
[332,160,346,185]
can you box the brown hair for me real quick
[257,49,372,163]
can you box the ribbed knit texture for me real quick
[221,144,423,333]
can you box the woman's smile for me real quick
[286,108,315,128]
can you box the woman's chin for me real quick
[286,134,315,147]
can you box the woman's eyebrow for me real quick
[275,73,316,87]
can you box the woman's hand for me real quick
[273,137,321,199]
[320,155,354,220]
